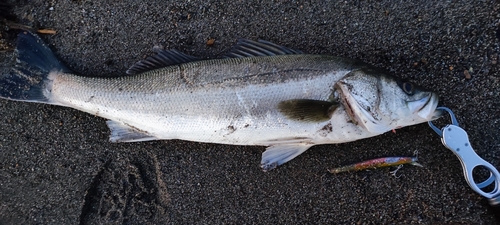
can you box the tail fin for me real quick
[0,31,70,103]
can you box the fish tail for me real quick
[0,31,70,104]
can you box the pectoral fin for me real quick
[261,144,314,172]
[106,120,158,142]
[278,99,338,122]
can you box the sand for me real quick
[1,0,499,224]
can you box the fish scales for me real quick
[50,55,361,145]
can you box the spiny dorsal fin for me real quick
[278,99,338,122]
[126,48,199,75]
[224,39,303,58]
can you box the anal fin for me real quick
[106,120,158,142]
[261,144,313,172]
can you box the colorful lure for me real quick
[329,156,422,174]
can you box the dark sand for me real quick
[1,0,499,224]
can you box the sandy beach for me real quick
[1,0,499,224]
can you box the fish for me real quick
[0,32,441,171]
[328,156,422,174]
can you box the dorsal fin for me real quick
[126,48,199,75]
[224,39,303,58]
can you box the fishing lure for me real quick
[329,154,422,174]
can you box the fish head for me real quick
[334,68,441,134]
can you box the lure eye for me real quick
[402,82,414,95]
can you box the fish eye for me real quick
[402,82,414,95]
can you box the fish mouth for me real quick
[408,92,440,120]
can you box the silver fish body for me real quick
[0,33,440,171]
[51,55,363,145]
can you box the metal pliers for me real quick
[429,107,500,206]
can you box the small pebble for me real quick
[464,70,471,79]
[206,39,215,46]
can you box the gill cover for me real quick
[335,68,439,133]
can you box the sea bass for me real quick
[0,32,441,171]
